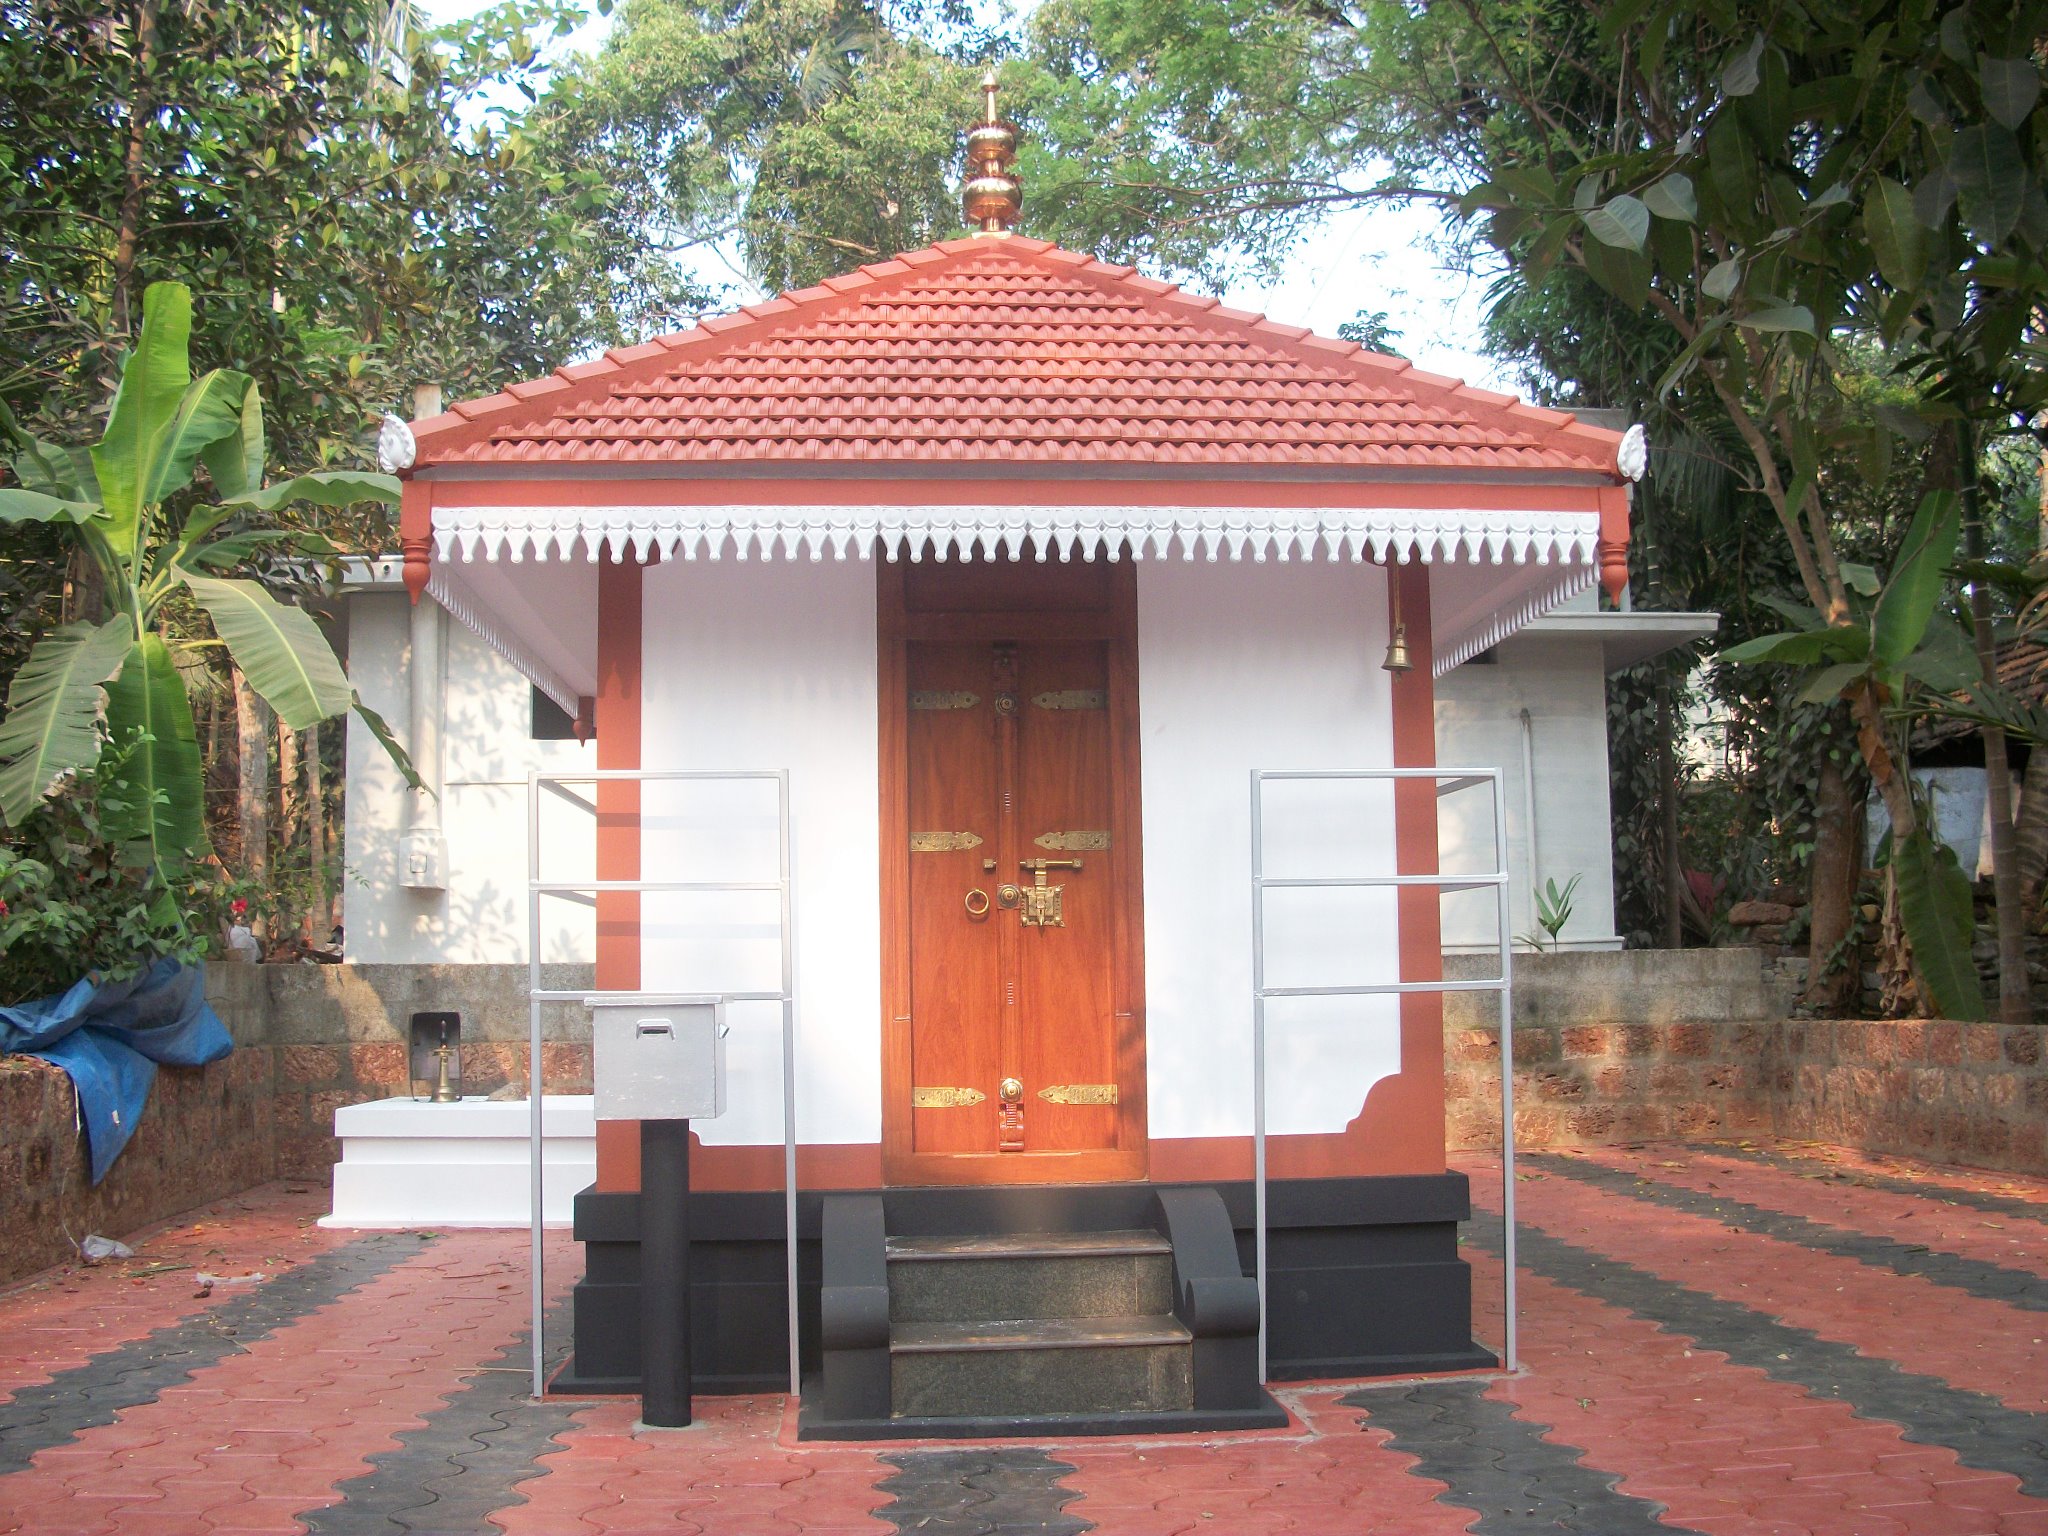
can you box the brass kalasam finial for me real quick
[962,67,1022,235]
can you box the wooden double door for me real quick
[879,558,1146,1185]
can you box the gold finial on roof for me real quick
[962,67,1022,235]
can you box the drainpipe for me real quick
[399,384,447,891]
[1519,707,1541,938]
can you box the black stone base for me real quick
[559,1171,1494,1396]
[794,1376,1290,1441]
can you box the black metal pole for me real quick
[639,1117,692,1427]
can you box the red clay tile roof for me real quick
[410,237,1624,478]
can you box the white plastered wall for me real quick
[636,558,881,1150]
[1434,627,1621,952]
[344,591,596,964]
[1137,560,1404,1139]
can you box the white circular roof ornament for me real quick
[377,413,417,474]
[1617,422,1649,483]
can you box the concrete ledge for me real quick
[321,1094,597,1228]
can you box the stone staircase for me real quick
[807,1189,1284,1438]
[885,1230,1192,1418]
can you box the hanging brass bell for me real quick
[1382,621,1414,675]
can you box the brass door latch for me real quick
[1016,857,1081,928]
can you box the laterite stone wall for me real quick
[262,963,593,1178]
[1442,949,2048,1177]
[0,964,274,1285]
[1765,1017,2048,1172]
[8,951,2044,1290]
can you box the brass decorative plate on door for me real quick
[911,1086,986,1108]
[909,690,979,710]
[1031,689,1106,711]
[1037,1083,1118,1105]
[1033,830,1110,852]
[910,831,984,852]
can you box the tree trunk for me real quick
[61,548,104,625]
[1806,744,1864,1012]
[2017,744,2048,915]
[234,666,271,927]
[277,718,301,943]
[305,720,332,935]
[110,0,159,340]
[1959,424,2030,1023]
[1656,662,1684,948]
[1851,682,1916,842]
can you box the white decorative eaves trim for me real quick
[1432,563,1598,678]
[428,503,1603,569]
[426,564,583,718]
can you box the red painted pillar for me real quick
[594,552,646,1192]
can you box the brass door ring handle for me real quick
[964,888,992,918]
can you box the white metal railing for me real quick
[1249,767,1518,1377]
[524,769,797,1402]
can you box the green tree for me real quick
[535,0,976,293]
[1,0,702,480]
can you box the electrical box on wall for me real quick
[398,829,448,890]
[588,995,726,1121]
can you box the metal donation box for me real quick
[587,994,727,1122]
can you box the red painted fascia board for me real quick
[419,474,1615,515]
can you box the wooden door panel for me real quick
[905,644,1000,1153]
[1014,642,1118,1151]
[880,558,1146,1185]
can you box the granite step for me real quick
[889,1313,1194,1418]
[886,1229,1174,1324]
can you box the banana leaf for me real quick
[0,618,132,826]
[182,572,351,730]
[1892,825,1985,1020]
[101,635,209,867]
[89,285,194,561]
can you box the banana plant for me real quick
[1718,491,1984,1020]
[0,281,415,872]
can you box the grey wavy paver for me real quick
[301,1301,579,1536]
[1530,1152,2048,1311]
[1341,1378,1698,1535]
[0,1234,422,1476]
[874,1447,1092,1536]
[1463,1213,2048,1496]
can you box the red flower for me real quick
[230,898,249,919]
[0,898,9,919]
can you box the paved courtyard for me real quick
[0,1139,2044,1535]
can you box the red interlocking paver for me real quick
[1585,1144,2048,1275]
[493,1395,892,1536]
[1458,1241,2048,1536]
[1466,1154,2048,1414]
[1,1227,579,1536]
[3,1138,2043,1535]
[0,1184,342,1407]
[1760,1142,2048,1209]
[1058,1391,1476,1535]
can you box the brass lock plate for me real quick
[1019,883,1064,927]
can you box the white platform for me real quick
[320,1095,596,1229]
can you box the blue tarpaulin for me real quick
[0,959,233,1183]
